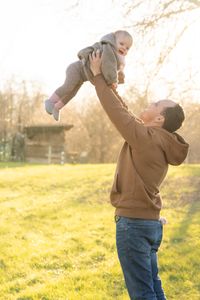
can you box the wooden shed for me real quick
[24,124,73,163]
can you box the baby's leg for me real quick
[47,61,86,121]
[55,60,86,105]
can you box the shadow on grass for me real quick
[170,201,200,244]
[167,176,200,244]
[162,175,200,208]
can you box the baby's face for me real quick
[115,34,132,56]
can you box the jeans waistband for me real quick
[115,215,159,223]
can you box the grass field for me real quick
[0,163,199,300]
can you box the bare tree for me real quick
[179,102,200,163]
[0,79,45,161]
[124,0,200,29]
[79,100,122,163]
[122,0,200,94]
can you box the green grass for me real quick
[0,163,200,300]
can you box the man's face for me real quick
[115,34,132,56]
[139,100,176,124]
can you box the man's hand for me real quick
[89,50,102,76]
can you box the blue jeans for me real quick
[116,216,167,300]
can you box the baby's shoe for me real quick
[45,99,54,115]
[53,100,64,121]
[52,107,60,121]
[45,93,61,115]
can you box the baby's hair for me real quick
[114,30,133,42]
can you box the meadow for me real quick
[0,163,199,300]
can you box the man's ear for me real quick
[154,115,165,125]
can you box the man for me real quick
[89,50,189,300]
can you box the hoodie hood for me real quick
[159,129,189,165]
[100,33,117,49]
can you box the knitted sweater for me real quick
[78,33,124,85]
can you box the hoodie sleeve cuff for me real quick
[93,74,106,83]
[93,74,107,93]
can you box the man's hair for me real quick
[114,30,133,42]
[161,104,185,133]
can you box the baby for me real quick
[45,30,133,121]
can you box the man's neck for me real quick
[144,122,162,128]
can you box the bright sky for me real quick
[0,0,126,95]
[0,0,200,101]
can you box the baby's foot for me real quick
[45,99,54,115]
[52,107,60,121]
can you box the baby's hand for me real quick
[118,70,125,84]
[160,216,168,225]
[111,82,118,89]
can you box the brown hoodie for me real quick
[94,75,189,220]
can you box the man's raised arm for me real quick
[89,51,146,147]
